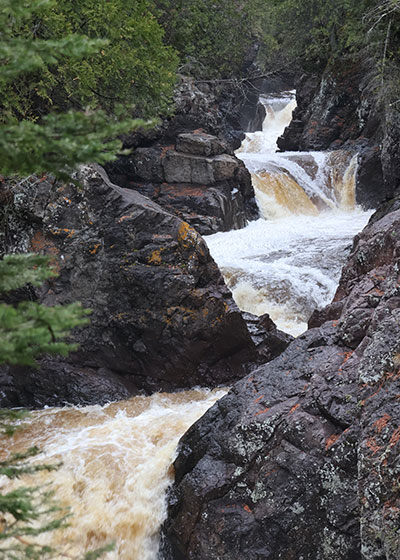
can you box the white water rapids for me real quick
[0,92,374,559]
[0,389,226,559]
[206,92,372,335]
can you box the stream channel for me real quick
[0,92,372,559]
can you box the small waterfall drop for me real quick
[206,92,372,336]
[0,389,226,559]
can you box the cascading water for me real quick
[0,389,226,559]
[0,93,374,560]
[206,91,372,336]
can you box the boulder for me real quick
[161,194,400,559]
[0,165,259,408]
[242,312,294,363]
[176,133,226,157]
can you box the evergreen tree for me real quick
[0,0,174,556]
[153,0,268,78]
[0,0,178,120]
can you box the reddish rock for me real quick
[108,134,258,236]
[161,194,400,560]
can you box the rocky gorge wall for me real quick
[161,186,400,560]
[278,63,398,209]
[158,67,400,559]
[0,165,253,407]
[0,163,292,408]
[106,78,265,236]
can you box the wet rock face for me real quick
[161,196,400,559]
[277,70,365,152]
[107,131,259,237]
[105,78,261,236]
[162,325,361,560]
[0,165,258,408]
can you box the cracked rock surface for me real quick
[161,198,400,560]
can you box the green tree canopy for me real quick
[1,0,178,121]
[153,0,269,78]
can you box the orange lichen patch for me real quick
[254,395,264,404]
[366,437,383,456]
[338,350,354,376]
[163,306,199,326]
[148,249,163,265]
[177,221,191,242]
[62,197,72,205]
[342,351,354,365]
[89,243,101,255]
[290,403,300,414]
[255,407,270,417]
[49,227,76,239]
[332,321,338,327]
[118,213,134,223]
[243,505,252,514]
[326,434,340,450]
[373,414,391,434]
[389,427,400,448]
[193,128,206,134]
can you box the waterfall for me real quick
[206,92,372,336]
[0,389,226,559]
[0,93,373,560]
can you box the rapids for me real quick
[0,92,374,560]
[206,92,372,336]
[0,389,226,559]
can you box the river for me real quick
[0,92,372,559]
[206,92,372,335]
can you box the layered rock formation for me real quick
[0,165,260,408]
[107,130,258,236]
[161,196,400,559]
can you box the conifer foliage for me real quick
[0,254,90,367]
[0,0,165,556]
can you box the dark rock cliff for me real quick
[0,165,261,407]
[278,63,397,209]
[107,131,258,236]
[161,194,400,559]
